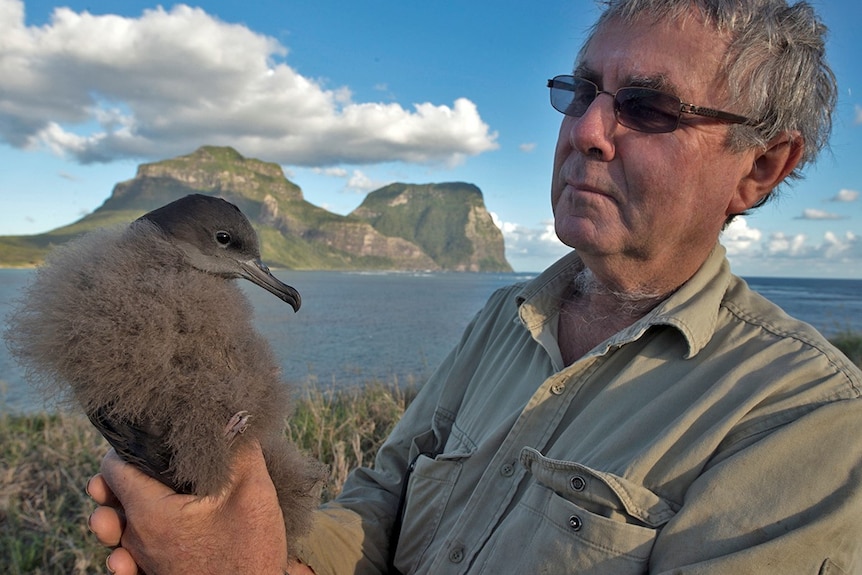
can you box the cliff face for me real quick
[351,183,510,272]
[97,146,304,213]
[1,146,512,272]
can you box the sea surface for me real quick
[1,269,860,413]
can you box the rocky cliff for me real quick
[352,183,509,272]
[0,146,512,272]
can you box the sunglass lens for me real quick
[550,77,596,117]
[615,88,680,133]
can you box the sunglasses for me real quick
[547,75,753,134]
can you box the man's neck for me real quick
[557,267,674,365]
[570,266,669,316]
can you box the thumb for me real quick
[229,440,272,486]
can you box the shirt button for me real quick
[500,462,515,477]
[568,515,583,531]
[570,475,586,491]
[449,546,465,563]
[550,382,566,395]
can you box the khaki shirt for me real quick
[297,246,862,574]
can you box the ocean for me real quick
[1,268,860,414]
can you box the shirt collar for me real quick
[515,245,732,360]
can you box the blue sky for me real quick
[1,0,860,276]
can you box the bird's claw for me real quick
[224,410,251,444]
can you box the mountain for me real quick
[352,183,508,272]
[0,146,512,272]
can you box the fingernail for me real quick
[105,554,116,574]
[87,512,95,533]
[85,477,93,498]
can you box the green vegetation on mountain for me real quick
[0,146,511,271]
[352,182,509,271]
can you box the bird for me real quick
[4,193,326,544]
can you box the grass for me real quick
[1,333,861,574]
[0,381,416,575]
[286,382,417,502]
[0,412,107,574]
[830,330,862,367]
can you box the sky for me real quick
[0,0,860,277]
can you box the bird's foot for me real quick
[224,411,251,444]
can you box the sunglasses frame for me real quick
[547,75,753,134]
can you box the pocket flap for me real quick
[520,447,677,528]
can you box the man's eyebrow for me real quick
[573,65,679,95]
[573,64,599,84]
[626,73,678,95]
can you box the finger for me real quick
[106,547,140,575]
[88,505,125,547]
[87,473,120,507]
[100,448,176,503]
[231,440,269,485]
[287,557,317,575]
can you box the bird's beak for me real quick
[239,259,301,312]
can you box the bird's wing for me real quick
[88,405,194,494]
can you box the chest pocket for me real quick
[476,447,678,574]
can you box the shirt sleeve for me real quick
[292,391,441,575]
[650,397,862,573]
[292,304,492,575]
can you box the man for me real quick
[88,0,862,573]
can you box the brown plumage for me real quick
[4,194,326,544]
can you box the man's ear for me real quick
[727,131,804,215]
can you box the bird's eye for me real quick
[215,231,232,246]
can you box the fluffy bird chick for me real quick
[5,194,326,543]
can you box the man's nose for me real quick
[564,93,617,160]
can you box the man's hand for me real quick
[87,443,289,575]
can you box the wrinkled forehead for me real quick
[574,12,731,94]
[577,6,728,64]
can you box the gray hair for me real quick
[582,0,837,188]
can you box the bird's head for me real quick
[136,194,301,312]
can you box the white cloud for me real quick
[759,231,861,260]
[519,142,537,153]
[796,208,847,220]
[313,167,349,178]
[489,211,503,230]
[766,231,809,257]
[828,189,859,203]
[346,170,390,193]
[721,217,762,256]
[309,166,390,193]
[725,225,862,274]
[490,213,570,270]
[0,0,498,166]
[820,231,862,259]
